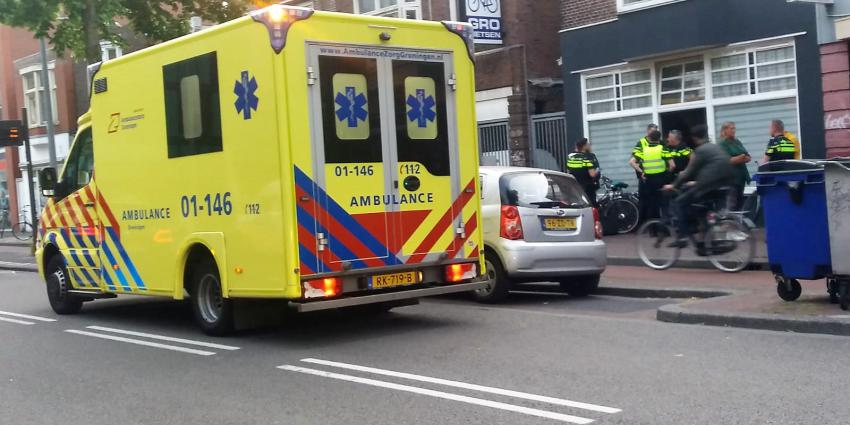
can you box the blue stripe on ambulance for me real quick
[293,166,401,266]
[100,240,132,291]
[298,243,321,274]
[78,268,97,288]
[68,227,88,249]
[101,265,117,291]
[295,204,368,271]
[106,227,146,290]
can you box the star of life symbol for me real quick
[407,89,436,129]
[335,86,368,128]
[234,70,259,120]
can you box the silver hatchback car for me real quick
[475,167,607,302]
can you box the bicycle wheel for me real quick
[636,220,679,270]
[706,219,754,273]
[12,221,33,241]
[605,198,640,234]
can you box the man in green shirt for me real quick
[718,121,751,211]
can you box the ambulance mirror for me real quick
[38,167,57,197]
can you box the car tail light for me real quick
[445,263,478,283]
[302,277,341,299]
[593,208,603,240]
[500,205,523,240]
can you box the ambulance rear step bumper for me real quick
[289,280,488,313]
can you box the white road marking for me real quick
[65,330,216,356]
[300,358,621,414]
[0,311,57,322]
[278,365,595,424]
[0,316,35,325]
[85,326,240,351]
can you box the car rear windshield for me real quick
[500,172,589,209]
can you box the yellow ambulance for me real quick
[35,5,487,335]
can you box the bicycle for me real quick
[467,0,499,14]
[597,176,641,234]
[636,188,755,273]
[11,206,34,241]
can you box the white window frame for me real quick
[99,41,123,62]
[19,64,58,128]
[583,68,654,119]
[354,0,422,19]
[657,57,706,106]
[617,0,683,14]
[581,38,800,143]
[709,43,797,103]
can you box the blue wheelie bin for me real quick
[754,160,832,301]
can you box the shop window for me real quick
[163,52,223,158]
[658,58,705,105]
[20,67,58,127]
[585,69,652,115]
[711,45,796,99]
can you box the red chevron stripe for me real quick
[295,185,386,269]
[97,194,120,237]
[449,212,478,259]
[75,191,95,226]
[406,178,476,264]
[65,199,85,227]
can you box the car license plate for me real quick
[542,217,577,231]
[370,271,420,289]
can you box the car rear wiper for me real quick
[528,201,581,208]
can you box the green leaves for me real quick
[0,0,250,62]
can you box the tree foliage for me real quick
[0,0,250,62]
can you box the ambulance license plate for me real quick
[542,217,577,231]
[370,271,420,289]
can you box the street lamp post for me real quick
[38,37,57,171]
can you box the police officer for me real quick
[567,138,600,207]
[665,129,691,181]
[763,119,798,163]
[632,124,658,221]
[630,130,674,221]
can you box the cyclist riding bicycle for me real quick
[663,125,736,248]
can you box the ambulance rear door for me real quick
[305,44,462,273]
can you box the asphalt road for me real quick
[1,270,849,425]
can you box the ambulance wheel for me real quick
[45,256,83,315]
[190,258,234,336]
[776,278,802,302]
[473,255,510,303]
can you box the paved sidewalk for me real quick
[0,244,36,271]
[604,228,769,269]
[601,266,850,336]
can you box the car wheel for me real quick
[190,258,234,336]
[473,254,510,303]
[559,275,600,297]
[45,255,83,315]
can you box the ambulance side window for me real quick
[163,52,222,158]
[58,129,94,199]
[319,56,383,164]
[392,61,449,176]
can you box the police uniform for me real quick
[567,151,599,206]
[765,135,797,162]
[633,140,670,220]
[666,145,692,180]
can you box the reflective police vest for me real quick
[766,136,797,161]
[641,144,667,175]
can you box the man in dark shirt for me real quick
[763,119,797,163]
[664,125,736,247]
[566,138,600,207]
[665,130,691,181]
[718,121,751,211]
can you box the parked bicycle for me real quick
[4,206,34,241]
[597,176,640,235]
[636,188,755,273]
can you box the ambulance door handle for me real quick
[393,180,399,189]
[84,202,95,207]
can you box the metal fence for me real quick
[531,112,568,172]
[478,120,510,167]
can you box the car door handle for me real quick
[84,202,95,207]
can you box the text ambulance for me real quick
[35,5,488,335]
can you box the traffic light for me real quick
[0,120,24,147]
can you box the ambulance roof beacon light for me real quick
[251,5,314,54]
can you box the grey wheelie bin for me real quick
[821,159,850,310]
